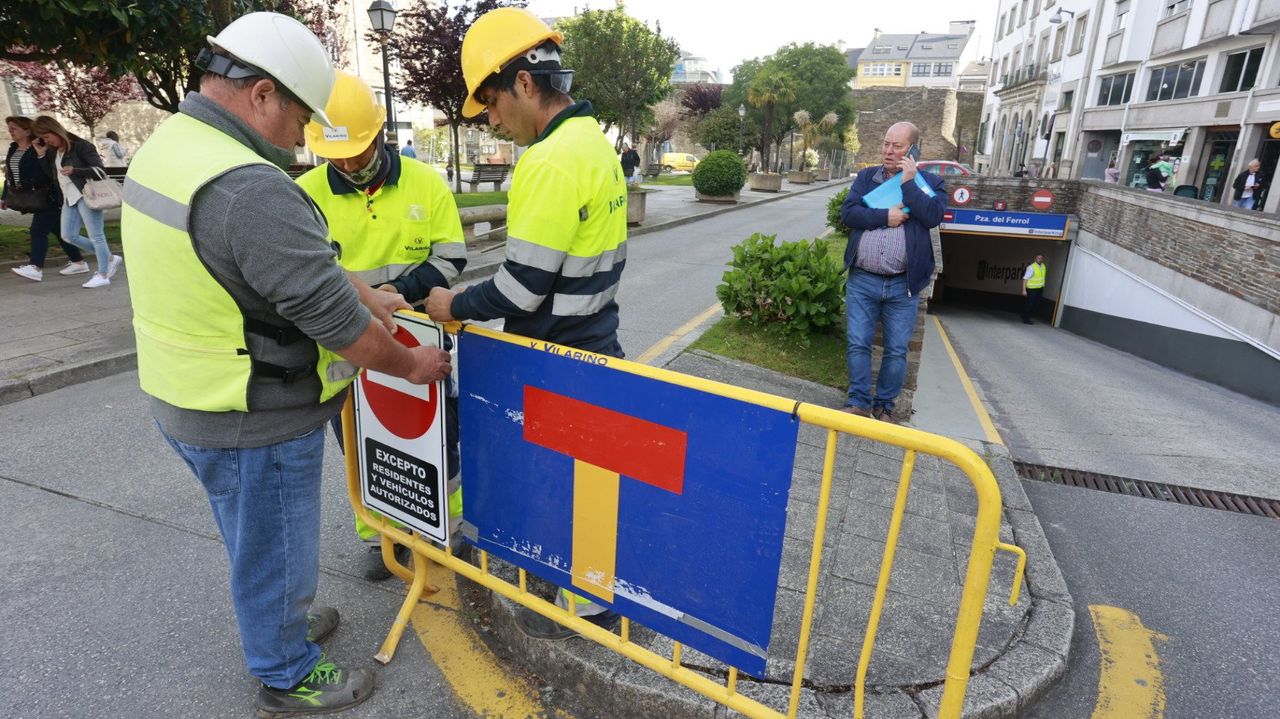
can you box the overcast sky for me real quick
[524,0,1001,82]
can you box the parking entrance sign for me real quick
[353,313,449,544]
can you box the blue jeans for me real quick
[1233,197,1256,210]
[162,425,326,689]
[61,199,109,274]
[29,208,84,267]
[845,270,920,412]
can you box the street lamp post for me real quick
[367,0,399,147]
[737,103,746,155]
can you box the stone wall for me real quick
[851,87,986,167]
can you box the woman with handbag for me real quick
[4,115,89,282]
[31,115,121,289]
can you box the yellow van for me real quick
[661,152,699,172]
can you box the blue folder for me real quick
[861,171,936,214]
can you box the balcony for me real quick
[1151,10,1191,58]
[995,63,1049,95]
[1250,0,1280,28]
[1202,0,1236,41]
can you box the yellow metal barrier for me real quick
[342,321,1026,719]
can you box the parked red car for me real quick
[917,160,975,176]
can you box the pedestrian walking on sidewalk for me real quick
[1022,254,1046,325]
[838,121,944,423]
[1231,159,1264,211]
[297,70,467,581]
[121,12,453,718]
[4,115,89,282]
[30,115,120,288]
[427,6,628,640]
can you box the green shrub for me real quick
[716,233,845,341]
[827,187,850,234]
[692,150,748,196]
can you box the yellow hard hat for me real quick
[304,71,386,159]
[460,7,564,118]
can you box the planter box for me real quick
[626,188,647,225]
[813,168,832,181]
[694,190,741,203]
[748,173,783,192]
[788,170,814,184]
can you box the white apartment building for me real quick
[980,0,1280,212]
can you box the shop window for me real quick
[1145,59,1205,101]
[1219,47,1263,93]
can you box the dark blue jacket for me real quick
[839,166,944,296]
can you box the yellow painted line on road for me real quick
[931,315,1005,445]
[633,302,722,365]
[1089,604,1168,719]
[410,560,563,718]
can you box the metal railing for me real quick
[343,321,1026,719]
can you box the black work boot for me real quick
[360,543,411,581]
[305,607,339,644]
[254,655,374,718]
[515,607,620,640]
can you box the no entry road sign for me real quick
[353,312,449,544]
[1031,188,1055,210]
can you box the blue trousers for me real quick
[162,425,326,689]
[845,270,919,413]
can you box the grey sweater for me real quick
[150,94,371,448]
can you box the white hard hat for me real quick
[205,12,336,127]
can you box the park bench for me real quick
[467,163,511,191]
[640,165,661,181]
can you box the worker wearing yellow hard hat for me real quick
[426,6,629,641]
[297,71,466,580]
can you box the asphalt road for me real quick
[1020,479,1280,719]
[934,305,1280,499]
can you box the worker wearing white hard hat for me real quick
[122,12,452,718]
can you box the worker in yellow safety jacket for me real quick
[1021,253,1046,325]
[426,6,628,641]
[297,71,466,581]
[121,12,451,717]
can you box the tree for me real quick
[641,97,682,167]
[680,83,722,119]
[794,110,837,170]
[393,0,524,193]
[7,61,141,139]
[843,123,861,160]
[767,43,855,145]
[692,105,757,156]
[747,69,795,172]
[1,1,349,114]
[557,5,679,147]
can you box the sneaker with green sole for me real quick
[254,655,374,718]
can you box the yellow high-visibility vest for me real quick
[122,113,356,412]
[1027,262,1046,289]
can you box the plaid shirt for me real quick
[854,167,908,275]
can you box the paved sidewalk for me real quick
[0,178,837,406]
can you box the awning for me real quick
[1120,128,1187,145]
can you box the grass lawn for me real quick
[641,173,693,187]
[689,316,847,390]
[452,191,507,208]
[0,221,123,263]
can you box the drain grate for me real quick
[1013,461,1280,519]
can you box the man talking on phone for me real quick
[837,121,944,423]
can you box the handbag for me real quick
[3,162,50,213]
[81,166,123,210]
[5,185,50,213]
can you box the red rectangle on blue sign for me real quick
[458,332,798,676]
[523,386,687,494]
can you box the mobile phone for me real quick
[906,144,921,162]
